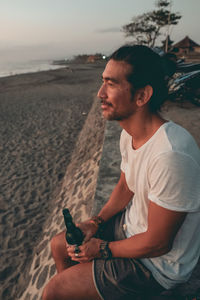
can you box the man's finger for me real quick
[83,235,90,243]
[74,245,80,253]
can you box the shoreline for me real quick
[0,58,68,79]
[0,66,66,80]
[0,61,106,80]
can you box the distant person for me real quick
[42,45,200,300]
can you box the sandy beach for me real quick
[0,63,200,299]
[0,64,105,299]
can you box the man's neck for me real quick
[119,110,167,150]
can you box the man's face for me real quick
[97,59,137,121]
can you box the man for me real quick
[42,45,200,300]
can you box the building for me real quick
[172,36,200,56]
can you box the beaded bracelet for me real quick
[89,216,104,228]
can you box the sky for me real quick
[0,0,199,62]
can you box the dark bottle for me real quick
[62,208,84,246]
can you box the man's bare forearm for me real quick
[109,201,186,259]
[109,231,170,259]
[98,171,134,222]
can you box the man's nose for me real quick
[97,84,106,99]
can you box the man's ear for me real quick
[136,85,153,107]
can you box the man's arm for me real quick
[76,171,133,242]
[109,201,187,258]
[98,171,134,222]
[69,201,187,262]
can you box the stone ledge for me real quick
[19,99,105,300]
[92,121,122,215]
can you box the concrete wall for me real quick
[19,98,105,300]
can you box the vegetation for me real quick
[122,0,181,50]
[52,53,106,66]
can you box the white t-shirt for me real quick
[120,121,200,289]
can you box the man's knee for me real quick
[42,274,64,300]
[42,282,55,300]
[50,231,65,256]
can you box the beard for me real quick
[103,109,134,121]
[101,102,134,121]
[101,97,136,121]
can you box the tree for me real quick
[122,0,181,49]
[161,35,174,51]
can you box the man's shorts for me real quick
[92,211,164,300]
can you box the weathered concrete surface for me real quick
[19,99,105,300]
[92,121,122,215]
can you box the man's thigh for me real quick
[42,261,101,300]
[93,257,164,300]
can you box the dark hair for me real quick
[109,45,168,112]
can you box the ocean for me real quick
[0,59,65,78]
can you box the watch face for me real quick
[100,241,111,258]
[102,249,109,258]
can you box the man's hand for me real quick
[76,220,99,243]
[67,238,102,263]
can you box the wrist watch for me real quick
[99,241,112,258]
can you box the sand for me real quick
[0,64,105,299]
[161,100,200,147]
[0,63,200,299]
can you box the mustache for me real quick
[101,100,113,107]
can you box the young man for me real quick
[42,46,200,300]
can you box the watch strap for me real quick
[99,241,112,258]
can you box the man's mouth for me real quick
[101,100,112,109]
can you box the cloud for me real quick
[95,27,121,34]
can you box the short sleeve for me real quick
[148,152,200,212]
[120,130,128,173]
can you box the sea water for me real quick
[0,59,65,78]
